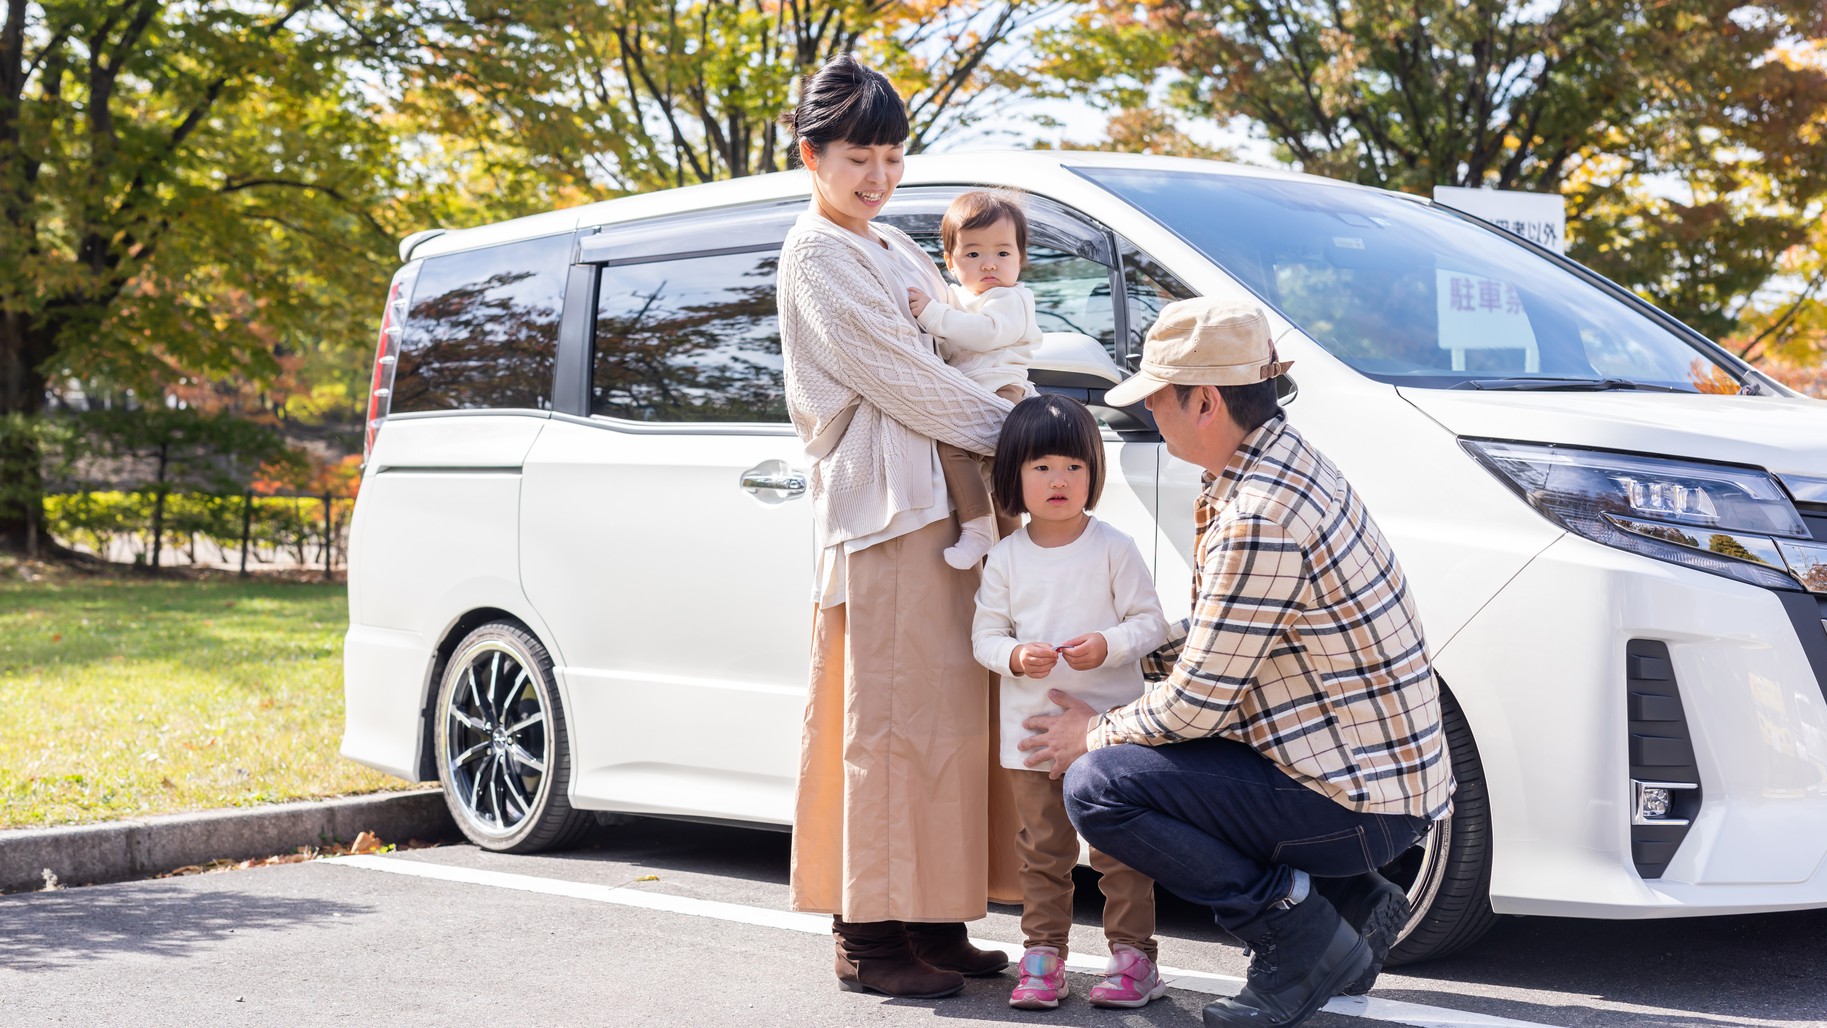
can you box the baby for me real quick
[908,190,1042,569]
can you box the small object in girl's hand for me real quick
[1054,645,1070,654]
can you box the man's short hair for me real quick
[1172,381,1282,433]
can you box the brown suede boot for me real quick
[905,921,1010,977]
[833,918,966,998]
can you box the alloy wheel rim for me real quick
[1382,812,1449,943]
[444,641,550,837]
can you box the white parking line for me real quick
[331,854,1562,1028]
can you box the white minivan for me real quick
[342,151,1827,964]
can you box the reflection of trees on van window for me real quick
[593,251,787,423]
[1276,262,1438,369]
[395,236,568,412]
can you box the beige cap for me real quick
[1104,299,1293,408]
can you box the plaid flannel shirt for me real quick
[1089,415,1454,820]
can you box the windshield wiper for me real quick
[1452,377,1690,393]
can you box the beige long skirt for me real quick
[789,515,1022,922]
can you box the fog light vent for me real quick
[1626,639,1701,878]
[1631,779,1697,827]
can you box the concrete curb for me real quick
[0,789,458,895]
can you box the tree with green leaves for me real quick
[1037,1,1827,347]
[2,1,1062,559]
[406,0,1059,200]
[0,0,417,554]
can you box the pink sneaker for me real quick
[1088,944,1168,1008]
[1009,946,1069,1010]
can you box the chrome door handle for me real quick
[740,459,808,504]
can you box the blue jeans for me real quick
[1063,737,1428,929]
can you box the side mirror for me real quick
[1029,331,1125,389]
[1028,332,1156,436]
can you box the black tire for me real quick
[1381,687,1501,966]
[433,621,591,853]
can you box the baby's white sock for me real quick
[944,516,996,570]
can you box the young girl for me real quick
[971,394,1171,1011]
[907,189,1040,569]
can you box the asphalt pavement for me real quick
[3,816,1824,1027]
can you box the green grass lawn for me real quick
[0,569,414,829]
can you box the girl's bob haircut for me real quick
[779,54,909,165]
[992,395,1106,517]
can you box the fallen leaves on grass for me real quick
[156,832,440,879]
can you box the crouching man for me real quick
[1020,298,1455,1028]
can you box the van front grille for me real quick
[1779,473,1827,537]
[1803,512,1827,544]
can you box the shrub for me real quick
[45,491,354,571]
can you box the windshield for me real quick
[1082,168,1746,393]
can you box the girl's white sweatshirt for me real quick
[971,517,1169,770]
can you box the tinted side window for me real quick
[1123,248,1196,366]
[1029,249,1119,350]
[592,250,787,423]
[394,235,568,412]
[906,234,1121,358]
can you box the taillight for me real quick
[364,280,407,464]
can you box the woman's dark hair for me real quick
[779,54,909,166]
[1172,381,1282,433]
[992,395,1106,517]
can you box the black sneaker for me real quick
[1317,871,1410,995]
[1203,894,1370,1028]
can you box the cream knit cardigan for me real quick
[778,211,1015,545]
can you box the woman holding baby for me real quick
[773,54,1022,998]
[775,52,1171,1012]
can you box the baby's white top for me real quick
[915,283,1041,397]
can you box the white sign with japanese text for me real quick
[1435,270,1540,371]
[1432,186,1567,254]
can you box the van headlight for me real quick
[1462,439,1817,592]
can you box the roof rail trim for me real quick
[399,229,448,263]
